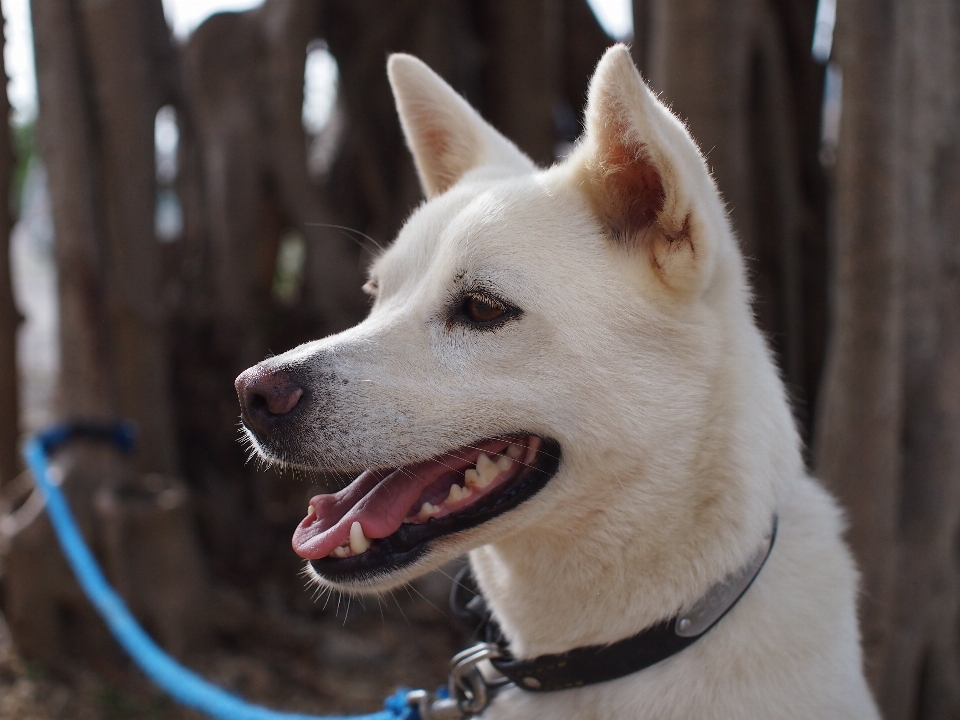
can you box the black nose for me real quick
[236,366,304,437]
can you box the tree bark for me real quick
[812,0,903,698]
[0,13,20,489]
[814,2,960,717]
[77,0,180,476]
[259,0,368,336]
[877,0,960,717]
[33,0,115,422]
[6,0,122,664]
[174,6,315,583]
[5,0,206,665]
[474,0,562,166]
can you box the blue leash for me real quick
[22,423,417,720]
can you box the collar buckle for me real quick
[408,642,507,719]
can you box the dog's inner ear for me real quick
[581,97,695,290]
[589,119,667,241]
[576,46,710,295]
[388,54,535,198]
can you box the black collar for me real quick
[450,517,777,693]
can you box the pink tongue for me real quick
[292,455,463,560]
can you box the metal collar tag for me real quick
[676,519,777,637]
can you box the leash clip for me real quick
[408,642,505,719]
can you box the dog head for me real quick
[237,46,797,601]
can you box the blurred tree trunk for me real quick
[815,0,960,717]
[4,0,206,665]
[7,0,124,664]
[640,0,828,441]
[812,0,903,698]
[474,0,562,165]
[0,15,20,489]
[28,0,181,449]
[77,0,180,476]
[885,0,960,713]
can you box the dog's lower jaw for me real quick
[302,525,483,595]
[302,548,437,595]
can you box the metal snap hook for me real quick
[409,642,505,719]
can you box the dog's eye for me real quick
[461,293,508,325]
[362,278,379,296]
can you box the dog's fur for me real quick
[245,46,881,719]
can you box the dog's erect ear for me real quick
[388,54,535,198]
[575,45,718,295]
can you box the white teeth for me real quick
[476,453,498,487]
[464,468,482,488]
[420,502,440,516]
[496,455,512,471]
[446,484,470,503]
[506,443,523,460]
[524,436,541,465]
[306,505,315,517]
[349,521,371,555]
[332,546,349,558]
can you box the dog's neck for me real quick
[469,383,796,660]
[469,497,776,660]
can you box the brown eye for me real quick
[464,294,506,324]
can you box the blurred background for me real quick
[0,0,956,718]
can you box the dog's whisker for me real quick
[404,581,443,616]
[389,589,409,626]
[304,222,386,254]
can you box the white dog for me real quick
[236,45,881,719]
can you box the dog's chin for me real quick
[286,435,562,594]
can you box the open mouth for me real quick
[294,435,561,581]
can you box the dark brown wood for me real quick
[0,12,20,489]
[813,2,960,717]
[78,0,180,476]
[563,0,612,106]
[473,0,561,166]
[878,0,960,717]
[6,0,121,664]
[259,0,369,335]
[4,0,207,665]
[33,0,115,422]
[812,0,902,699]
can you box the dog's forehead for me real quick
[374,174,592,289]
